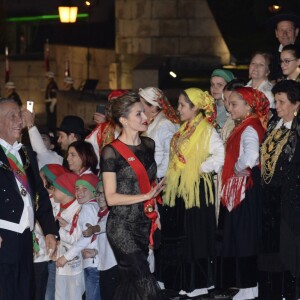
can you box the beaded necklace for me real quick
[261,125,290,184]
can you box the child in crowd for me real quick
[82,181,119,300]
[53,172,84,300]
[34,164,68,300]
[56,173,100,300]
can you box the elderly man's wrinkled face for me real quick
[0,101,22,145]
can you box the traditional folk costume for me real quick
[259,104,300,299]
[63,174,100,300]
[85,90,127,167]
[53,173,84,300]
[40,164,68,300]
[33,165,67,300]
[85,121,117,168]
[158,88,224,298]
[139,87,180,179]
[216,87,269,300]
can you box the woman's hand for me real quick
[93,112,106,124]
[144,177,166,200]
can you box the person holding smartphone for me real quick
[85,90,128,168]
[22,108,63,169]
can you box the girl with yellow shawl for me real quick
[156,88,224,298]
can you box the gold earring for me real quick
[294,111,298,117]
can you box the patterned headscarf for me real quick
[184,88,217,126]
[139,87,179,124]
[235,87,270,129]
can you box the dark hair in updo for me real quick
[281,44,300,59]
[272,80,300,104]
[110,92,141,127]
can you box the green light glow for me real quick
[6,13,88,22]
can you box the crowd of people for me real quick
[1,11,300,300]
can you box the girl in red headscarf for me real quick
[216,87,269,300]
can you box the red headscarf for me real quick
[235,87,270,129]
[108,90,128,101]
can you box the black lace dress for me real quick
[100,136,161,300]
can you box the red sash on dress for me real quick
[110,139,161,247]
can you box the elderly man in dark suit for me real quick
[0,98,58,300]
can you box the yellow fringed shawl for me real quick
[164,114,214,209]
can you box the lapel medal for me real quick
[21,185,27,196]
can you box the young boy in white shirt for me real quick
[34,164,68,300]
[53,172,84,300]
[56,173,100,300]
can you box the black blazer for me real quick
[0,146,58,263]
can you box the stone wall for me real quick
[115,0,230,88]
[0,45,115,125]
[0,0,231,124]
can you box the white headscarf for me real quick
[139,87,162,108]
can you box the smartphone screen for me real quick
[27,101,34,112]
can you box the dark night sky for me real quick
[1,0,300,61]
[208,0,300,62]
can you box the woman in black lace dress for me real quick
[100,93,164,300]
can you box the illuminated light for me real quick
[58,6,78,23]
[6,13,88,23]
[268,4,282,13]
[169,71,177,78]
[85,1,91,6]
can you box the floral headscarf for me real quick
[235,87,270,129]
[184,88,217,126]
[139,87,180,124]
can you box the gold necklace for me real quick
[261,126,290,184]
